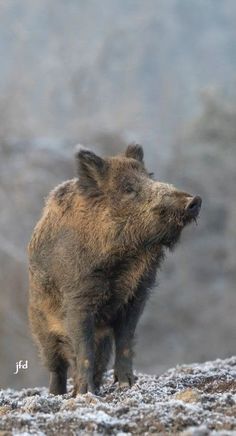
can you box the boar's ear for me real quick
[75,147,108,195]
[125,143,144,162]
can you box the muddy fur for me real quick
[28,144,201,395]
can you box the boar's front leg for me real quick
[66,297,95,395]
[113,288,148,388]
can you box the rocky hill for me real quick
[0,357,236,435]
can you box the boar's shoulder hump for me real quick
[49,179,78,207]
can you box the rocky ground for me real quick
[0,357,236,435]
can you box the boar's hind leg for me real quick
[43,333,69,395]
[93,333,113,391]
[29,304,69,395]
[113,288,148,388]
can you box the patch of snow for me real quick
[0,357,236,435]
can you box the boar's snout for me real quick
[185,195,202,218]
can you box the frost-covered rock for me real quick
[0,357,236,435]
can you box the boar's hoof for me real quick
[119,381,130,389]
[73,380,95,396]
[114,371,136,388]
[49,371,67,396]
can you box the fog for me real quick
[0,0,235,389]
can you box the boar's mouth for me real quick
[159,202,201,227]
[159,195,202,226]
[149,196,202,249]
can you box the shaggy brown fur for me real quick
[28,144,202,395]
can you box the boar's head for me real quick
[76,144,202,250]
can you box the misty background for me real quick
[0,0,235,389]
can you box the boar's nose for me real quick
[185,195,202,217]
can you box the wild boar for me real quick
[28,144,202,395]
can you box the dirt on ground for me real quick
[0,357,236,435]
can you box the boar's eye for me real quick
[149,172,154,179]
[122,184,137,195]
[125,186,135,193]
